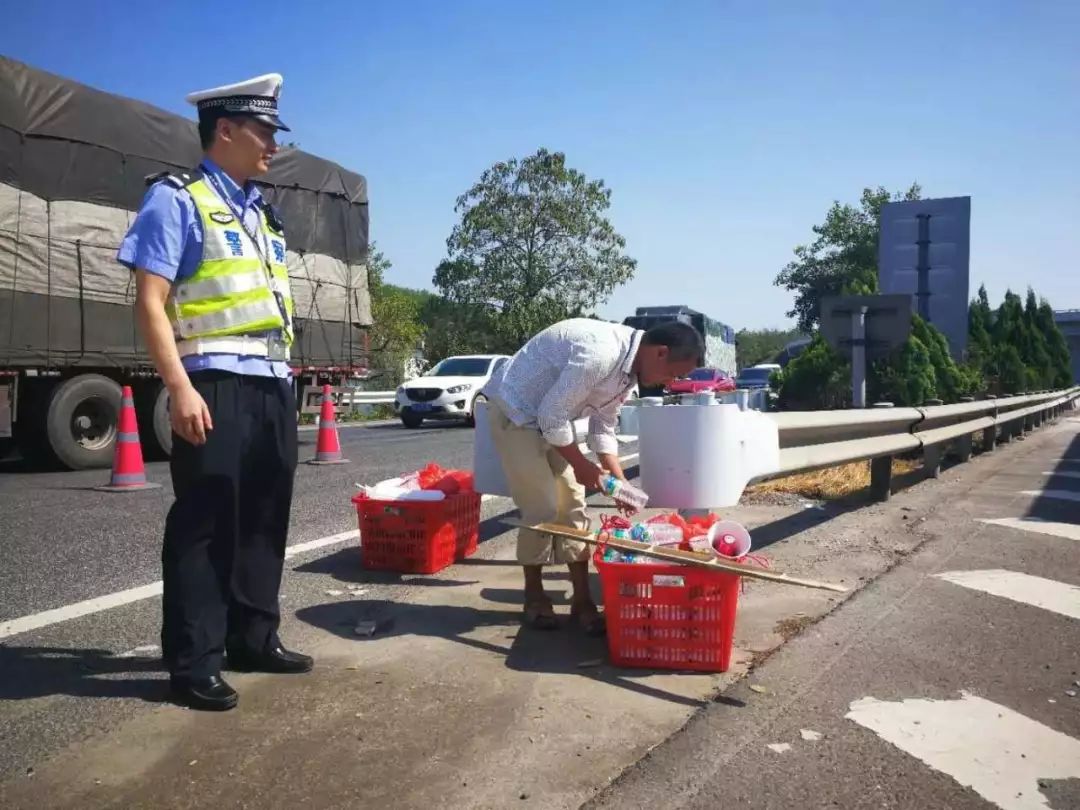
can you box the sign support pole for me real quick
[851,305,868,409]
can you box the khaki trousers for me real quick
[488,404,591,565]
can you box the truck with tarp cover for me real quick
[0,57,372,469]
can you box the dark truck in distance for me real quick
[621,305,736,397]
[0,57,373,469]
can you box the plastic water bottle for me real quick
[601,475,649,513]
[630,522,684,547]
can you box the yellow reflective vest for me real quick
[164,172,294,355]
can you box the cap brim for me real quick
[252,113,291,132]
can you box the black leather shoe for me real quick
[169,674,238,711]
[227,644,314,674]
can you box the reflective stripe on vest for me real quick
[168,176,294,346]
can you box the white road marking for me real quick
[1022,489,1080,504]
[800,729,823,741]
[114,644,160,658]
[0,530,363,641]
[283,530,357,558]
[766,743,792,754]
[935,569,1080,621]
[979,518,1080,542]
[847,692,1080,810]
[0,582,165,641]
[1043,470,1080,480]
[1,450,640,641]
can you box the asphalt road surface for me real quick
[587,423,1080,810]
[2,414,1077,810]
[0,418,639,787]
[0,420,476,621]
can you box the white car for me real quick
[394,354,510,428]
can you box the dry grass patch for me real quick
[747,458,921,501]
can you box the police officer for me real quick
[119,73,312,711]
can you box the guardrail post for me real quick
[922,399,944,477]
[982,395,998,452]
[870,456,893,501]
[924,445,942,478]
[954,396,975,462]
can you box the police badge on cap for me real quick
[186,73,290,131]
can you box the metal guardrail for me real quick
[299,386,395,415]
[765,387,1080,500]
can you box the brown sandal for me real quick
[523,601,559,631]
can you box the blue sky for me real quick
[4,1,1078,330]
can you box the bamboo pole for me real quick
[505,519,849,594]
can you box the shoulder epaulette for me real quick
[143,169,204,189]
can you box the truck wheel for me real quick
[137,382,173,459]
[46,374,123,470]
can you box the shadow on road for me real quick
[296,597,707,709]
[0,645,167,703]
[1024,432,1080,523]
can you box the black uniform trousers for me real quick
[162,371,298,679]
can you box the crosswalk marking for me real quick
[1021,489,1080,503]
[935,569,1080,621]
[1043,470,1080,480]
[847,692,1080,810]
[979,517,1080,542]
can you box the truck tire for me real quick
[136,381,173,459]
[46,374,123,470]
[152,385,173,458]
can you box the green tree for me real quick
[871,334,937,407]
[1021,288,1054,389]
[365,244,425,385]
[1035,300,1073,388]
[772,334,850,411]
[434,148,636,351]
[735,327,805,369]
[418,295,501,363]
[774,184,922,333]
[992,344,1028,394]
[909,315,981,402]
[967,284,994,371]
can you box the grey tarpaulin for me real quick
[0,56,371,369]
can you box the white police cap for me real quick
[185,72,290,132]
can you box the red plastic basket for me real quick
[594,547,740,672]
[352,491,480,574]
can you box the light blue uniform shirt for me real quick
[117,157,290,379]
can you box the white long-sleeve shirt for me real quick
[484,318,643,456]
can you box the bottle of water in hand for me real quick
[601,475,649,513]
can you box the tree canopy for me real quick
[433,148,636,352]
[774,184,922,333]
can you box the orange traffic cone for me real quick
[308,384,349,465]
[95,385,162,492]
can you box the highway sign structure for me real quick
[878,196,971,359]
[821,294,913,408]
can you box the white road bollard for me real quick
[638,400,780,509]
[472,401,511,496]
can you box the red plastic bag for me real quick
[415,463,475,495]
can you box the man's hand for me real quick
[170,383,213,445]
[571,458,605,492]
